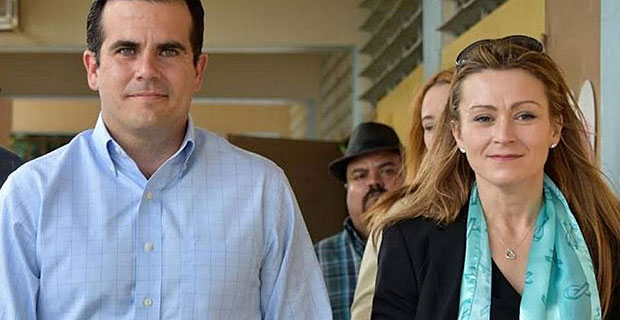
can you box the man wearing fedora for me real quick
[315,122,402,320]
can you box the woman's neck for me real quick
[476,175,544,231]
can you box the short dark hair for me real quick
[86,0,204,65]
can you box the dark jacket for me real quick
[372,206,620,319]
[0,147,22,188]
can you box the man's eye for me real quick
[117,48,136,56]
[161,49,180,57]
[380,168,396,176]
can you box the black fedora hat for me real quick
[329,122,401,182]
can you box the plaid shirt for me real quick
[315,218,366,320]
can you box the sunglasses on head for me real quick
[455,35,544,67]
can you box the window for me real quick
[0,0,18,31]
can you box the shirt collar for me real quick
[343,217,366,255]
[92,113,196,178]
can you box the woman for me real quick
[372,36,620,319]
[350,68,454,320]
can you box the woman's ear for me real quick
[451,120,465,153]
[551,115,563,147]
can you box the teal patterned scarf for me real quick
[458,175,601,319]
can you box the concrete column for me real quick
[423,0,443,79]
[352,47,365,127]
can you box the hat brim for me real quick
[328,145,401,182]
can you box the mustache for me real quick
[362,185,387,211]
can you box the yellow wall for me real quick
[11,98,297,138]
[0,0,363,50]
[12,99,100,133]
[374,66,424,146]
[441,0,546,68]
[191,104,293,137]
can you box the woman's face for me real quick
[451,68,561,189]
[421,83,450,149]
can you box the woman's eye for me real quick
[516,113,536,121]
[473,115,492,123]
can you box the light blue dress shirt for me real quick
[0,115,332,319]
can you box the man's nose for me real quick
[135,52,161,80]
[367,170,384,188]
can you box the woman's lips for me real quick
[488,154,523,161]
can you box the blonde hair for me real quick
[374,40,620,316]
[364,68,454,229]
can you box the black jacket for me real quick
[372,206,620,319]
[0,146,22,188]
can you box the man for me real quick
[0,1,331,319]
[0,146,22,187]
[315,122,402,320]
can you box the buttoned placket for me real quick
[133,152,190,318]
[134,181,164,318]
[103,130,192,318]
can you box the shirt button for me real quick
[144,242,154,252]
[145,190,153,200]
[143,297,153,307]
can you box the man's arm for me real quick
[259,169,332,320]
[0,174,40,319]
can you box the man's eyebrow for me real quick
[157,41,188,53]
[377,161,396,170]
[109,40,139,51]
[348,167,369,176]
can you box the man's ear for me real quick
[83,50,99,91]
[193,53,208,93]
[451,120,465,151]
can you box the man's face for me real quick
[345,150,402,238]
[83,0,207,138]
